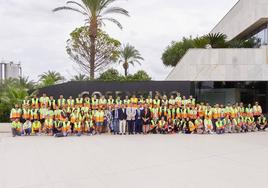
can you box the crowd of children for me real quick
[9,93,268,137]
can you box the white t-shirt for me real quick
[23,121,32,129]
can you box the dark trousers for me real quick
[242,125,248,132]
[257,124,267,131]
[148,126,157,134]
[11,128,21,137]
[113,119,119,134]
[55,132,65,137]
[53,127,58,134]
[216,128,224,134]
[24,128,31,135]
[212,119,217,131]
[135,119,142,134]
[86,127,95,134]
[173,125,180,133]
[127,120,134,134]
[254,115,260,123]
[184,126,191,134]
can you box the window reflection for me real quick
[250,26,268,46]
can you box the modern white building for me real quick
[166,0,268,110]
[0,61,22,81]
[166,0,268,81]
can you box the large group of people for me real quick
[9,92,268,137]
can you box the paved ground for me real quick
[1,124,268,188]
[0,123,10,133]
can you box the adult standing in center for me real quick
[126,103,136,135]
[118,104,127,135]
[135,103,144,134]
[142,104,151,135]
[112,104,120,135]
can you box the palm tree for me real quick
[0,85,28,107]
[193,36,209,48]
[119,44,144,76]
[205,33,227,48]
[71,74,89,81]
[38,71,65,87]
[53,0,129,80]
[0,77,38,122]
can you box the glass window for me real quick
[251,26,268,46]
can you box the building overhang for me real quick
[210,0,268,40]
[234,18,268,40]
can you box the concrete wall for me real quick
[211,0,268,40]
[166,47,268,81]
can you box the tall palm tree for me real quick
[71,74,89,81]
[119,44,144,76]
[53,0,129,80]
[38,71,65,87]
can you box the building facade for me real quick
[166,0,268,112]
[0,61,22,81]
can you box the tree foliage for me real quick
[162,38,194,67]
[130,70,151,81]
[67,27,121,77]
[98,68,124,81]
[98,68,151,81]
[227,38,260,48]
[71,74,89,81]
[0,78,37,122]
[162,33,260,67]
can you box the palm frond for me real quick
[53,6,87,15]
[103,7,129,16]
[100,0,117,10]
[102,17,123,29]
[67,1,88,12]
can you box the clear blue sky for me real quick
[0,0,238,80]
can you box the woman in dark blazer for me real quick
[142,104,151,134]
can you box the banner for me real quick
[38,81,193,98]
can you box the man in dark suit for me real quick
[111,105,120,135]
[118,104,127,135]
[135,103,144,134]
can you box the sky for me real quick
[0,0,238,81]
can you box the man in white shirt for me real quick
[23,120,32,136]
[119,104,127,135]
[126,103,136,135]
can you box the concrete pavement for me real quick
[0,123,10,133]
[1,130,268,188]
